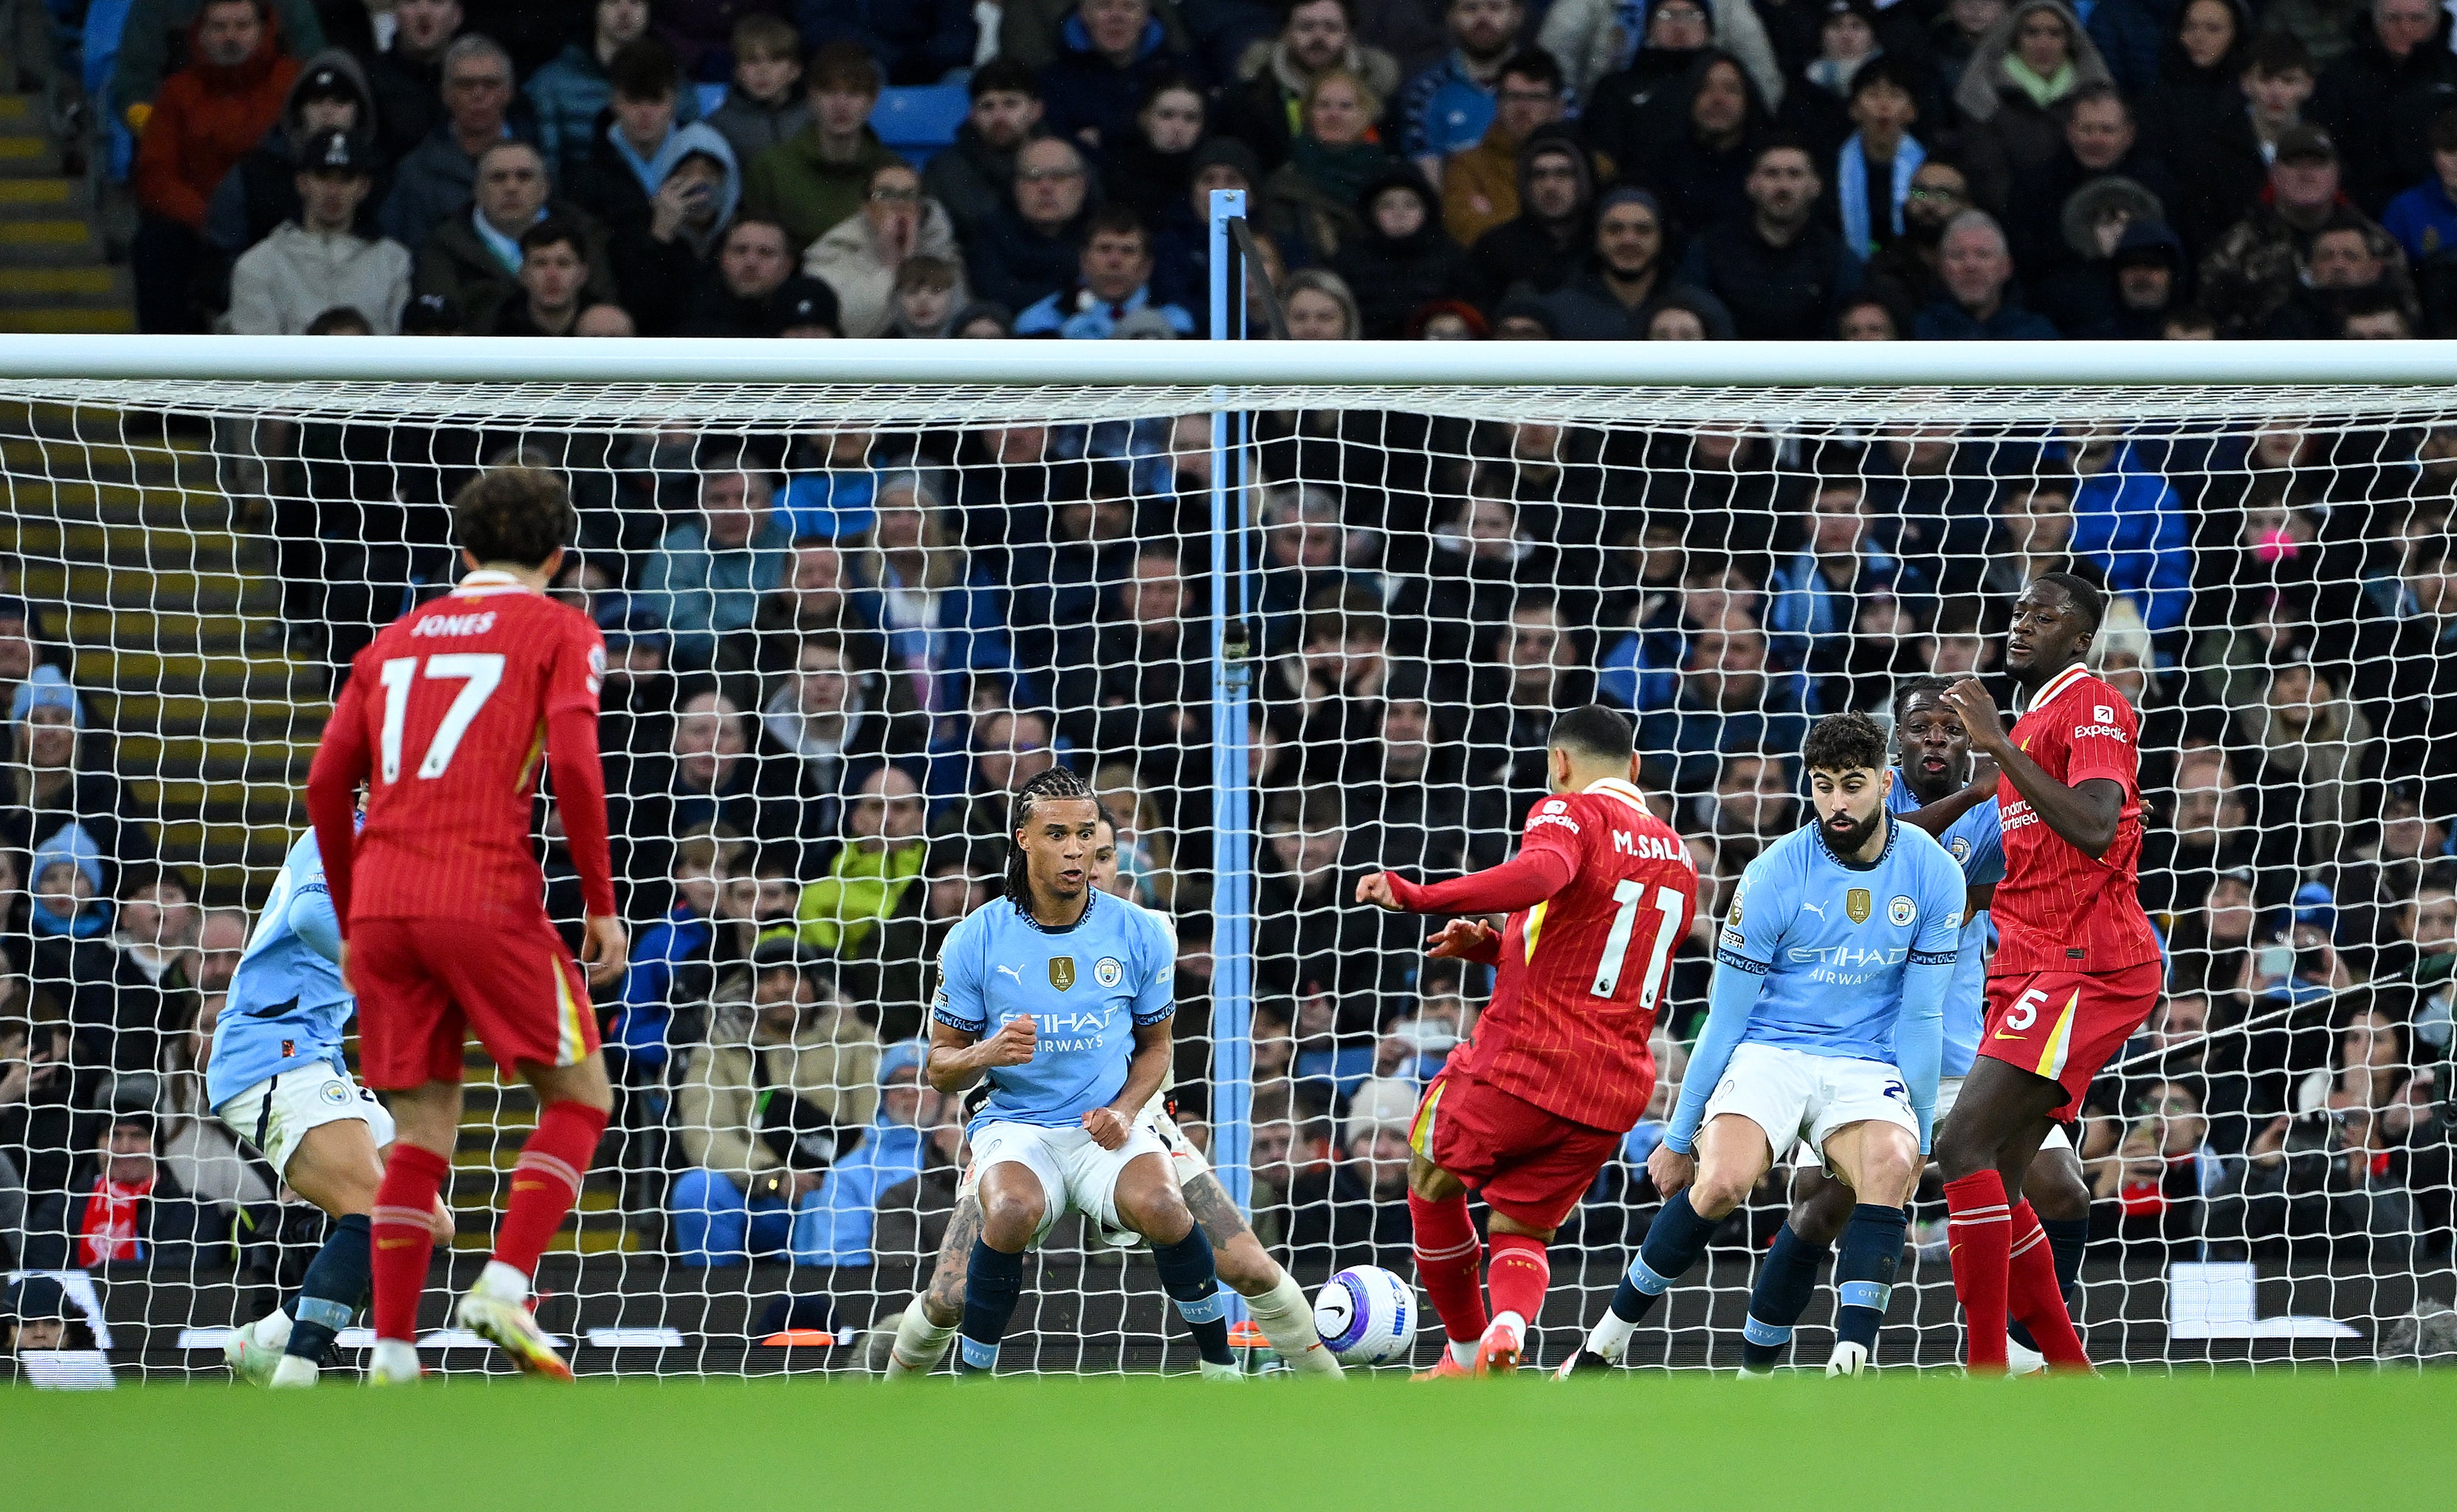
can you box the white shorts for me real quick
[968,1119,1169,1249]
[1703,1042,1917,1175]
[213,1065,395,1179]
[1934,1075,2072,1153]
[958,1094,1209,1200]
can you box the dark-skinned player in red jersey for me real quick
[1355,705,1698,1377]
[304,468,630,1385]
[1935,572,2162,1374]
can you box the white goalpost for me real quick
[1,336,2453,1376]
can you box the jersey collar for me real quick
[1581,777,1652,815]
[2027,662,2093,711]
[1011,887,1099,936]
[1810,811,1896,873]
[454,569,535,599]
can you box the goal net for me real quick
[1,346,2452,1377]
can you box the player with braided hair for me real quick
[876,799,1342,1376]
[914,767,1245,1377]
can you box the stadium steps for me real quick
[0,93,131,330]
[450,1058,635,1254]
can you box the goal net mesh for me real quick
[1,374,2452,1376]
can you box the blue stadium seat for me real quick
[868,83,969,168]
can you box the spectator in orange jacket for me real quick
[131,0,300,332]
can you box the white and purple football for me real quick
[1312,1265,1418,1367]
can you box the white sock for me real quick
[1241,1271,1343,1378]
[1487,1310,1527,1340]
[1448,1338,1479,1367]
[252,1308,293,1349]
[884,1296,958,1378]
[473,1260,529,1305]
[1586,1310,1638,1364]
[269,1353,318,1388]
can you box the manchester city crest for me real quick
[1095,956,1123,989]
[1889,895,1917,927]
[1949,836,1971,862]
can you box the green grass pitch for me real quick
[7,1369,2446,1510]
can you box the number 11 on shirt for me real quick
[1594,881,1685,1005]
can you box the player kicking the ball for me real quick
[1934,573,2162,1373]
[877,805,1340,1378]
[211,822,453,1386]
[1559,712,1962,1378]
[1356,704,1697,1378]
[305,467,629,1384]
[924,769,1241,1378]
[1731,680,2091,1374]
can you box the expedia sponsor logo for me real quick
[2072,724,2130,741]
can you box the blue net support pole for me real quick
[1204,189,1255,1228]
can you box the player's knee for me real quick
[1406,1155,1457,1203]
[1791,1180,1855,1247]
[977,1187,1042,1248]
[1121,1183,1195,1246]
[1691,1172,1754,1219]
[2027,1155,2091,1221]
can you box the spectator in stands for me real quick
[1641,625,1815,791]
[788,1040,935,1268]
[1955,2,2115,214]
[2199,125,2368,335]
[0,599,51,718]
[610,126,741,334]
[362,0,460,165]
[379,33,526,252]
[2232,659,2374,867]
[748,540,874,676]
[1262,67,1401,266]
[1152,137,1261,325]
[1860,154,1970,313]
[2351,532,2457,804]
[704,13,811,168]
[1039,0,1188,153]
[1217,1,1403,173]
[2315,0,2457,216]
[525,0,697,178]
[644,461,794,670]
[226,131,409,333]
[492,218,595,336]
[1288,1099,1415,1274]
[1,670,153,896]
[2013,86,2181,278]
[2382,109,2457,269]
[856,476,1017,718]
[929,707,1062,845]
[2258,212,2420,336]
[1330,167,1468,339]
[1828,55,1925,262]
[19,1111,218,1274]
[611,825,747,1079]
[1464,124,1597,306]
[676,218,797,336]
[1683,137,1860,340]
[111,0,321,117]
[780,764,929,972]
[881,255,963,337]
[566,39,740,268]
[1566,0,1724,165]
[1016,207,1191,337]
[1252,787,1396,1017]
[1915,209,2061,337]
[805,159,965,338]
[1632,51,1778,241]
[754,633,898,834]
[131,0,301,333]
[969,136,1096,314]
[1401,0,1528,179]
[1,1014,84,1267]
[743,41,896,255]
[1099,75,1207,233]
[1437,48,1563,248]
[670,946,881,1266]
[927,59,1042,256]
[1766,479,1924,701]
[2136,11,2275,255]
[411,139,618,334]
[202,49,376,267]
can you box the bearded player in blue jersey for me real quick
[1559,711,1965,1378]
[926,767,1240,1379]
[208,823,450,1387]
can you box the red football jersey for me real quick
[1989,661,2162,975]
[306,572,616,927]
[1440,780,1699,1133]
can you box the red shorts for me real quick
[1408,1068,1623,1231]
[351,914,597,1090]
[1978,961,2162,1116]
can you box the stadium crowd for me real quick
[4,0,2456,1350]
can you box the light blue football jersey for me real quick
[206,830,354,1107]
[932,889,1176,1135]
[1713,810,1967,1064]
[1887,769,2004,1079]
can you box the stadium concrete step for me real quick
[114,695,325,749]
[0,99,131,330]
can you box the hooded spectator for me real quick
[202,47,377,264]
[742,42,898,255]
[2314,0,2457,214]
[1636,49,1776,240]
[225,129,410,333]
[1334,166,1473,337]
[1463,123,1598,306]
[1682,137,1862,340]
[131,0,301,332]
[1263,66,1403,265]
[1442,48,1567,246]
[410,138,619,334]
[1914,207,2061,337]
[2006,84,2181,281]
[1099,75,1207,230]
[2029,173,2166,330]
[1953,1,2117,213]
[1039,0,1191,153]
[926,59,1045,253]
[1216,0,1404,172]
[806,160,967,337]
[524,0,699,178]
[1534,185,1734,337]
[2063,216,2190,337]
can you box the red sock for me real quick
[492,1100,608,1277]
[1944,1169,2013,1371]
[1407,1190,1487,1344]
[2007,1201,2091,1369]
[371,1144,450,1343]
[1485,1232,1550,1331]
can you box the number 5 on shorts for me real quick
[2003,986,2049,1032]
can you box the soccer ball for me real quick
[1312,1265,1418,1367]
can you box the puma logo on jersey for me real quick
[412,611,497,638]
[1800,901,1827,919]
[995,965,1024,983]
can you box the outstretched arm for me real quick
[1898,756,1999,838]
[1940,678,2123,859]
[1358,845,1577,915]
